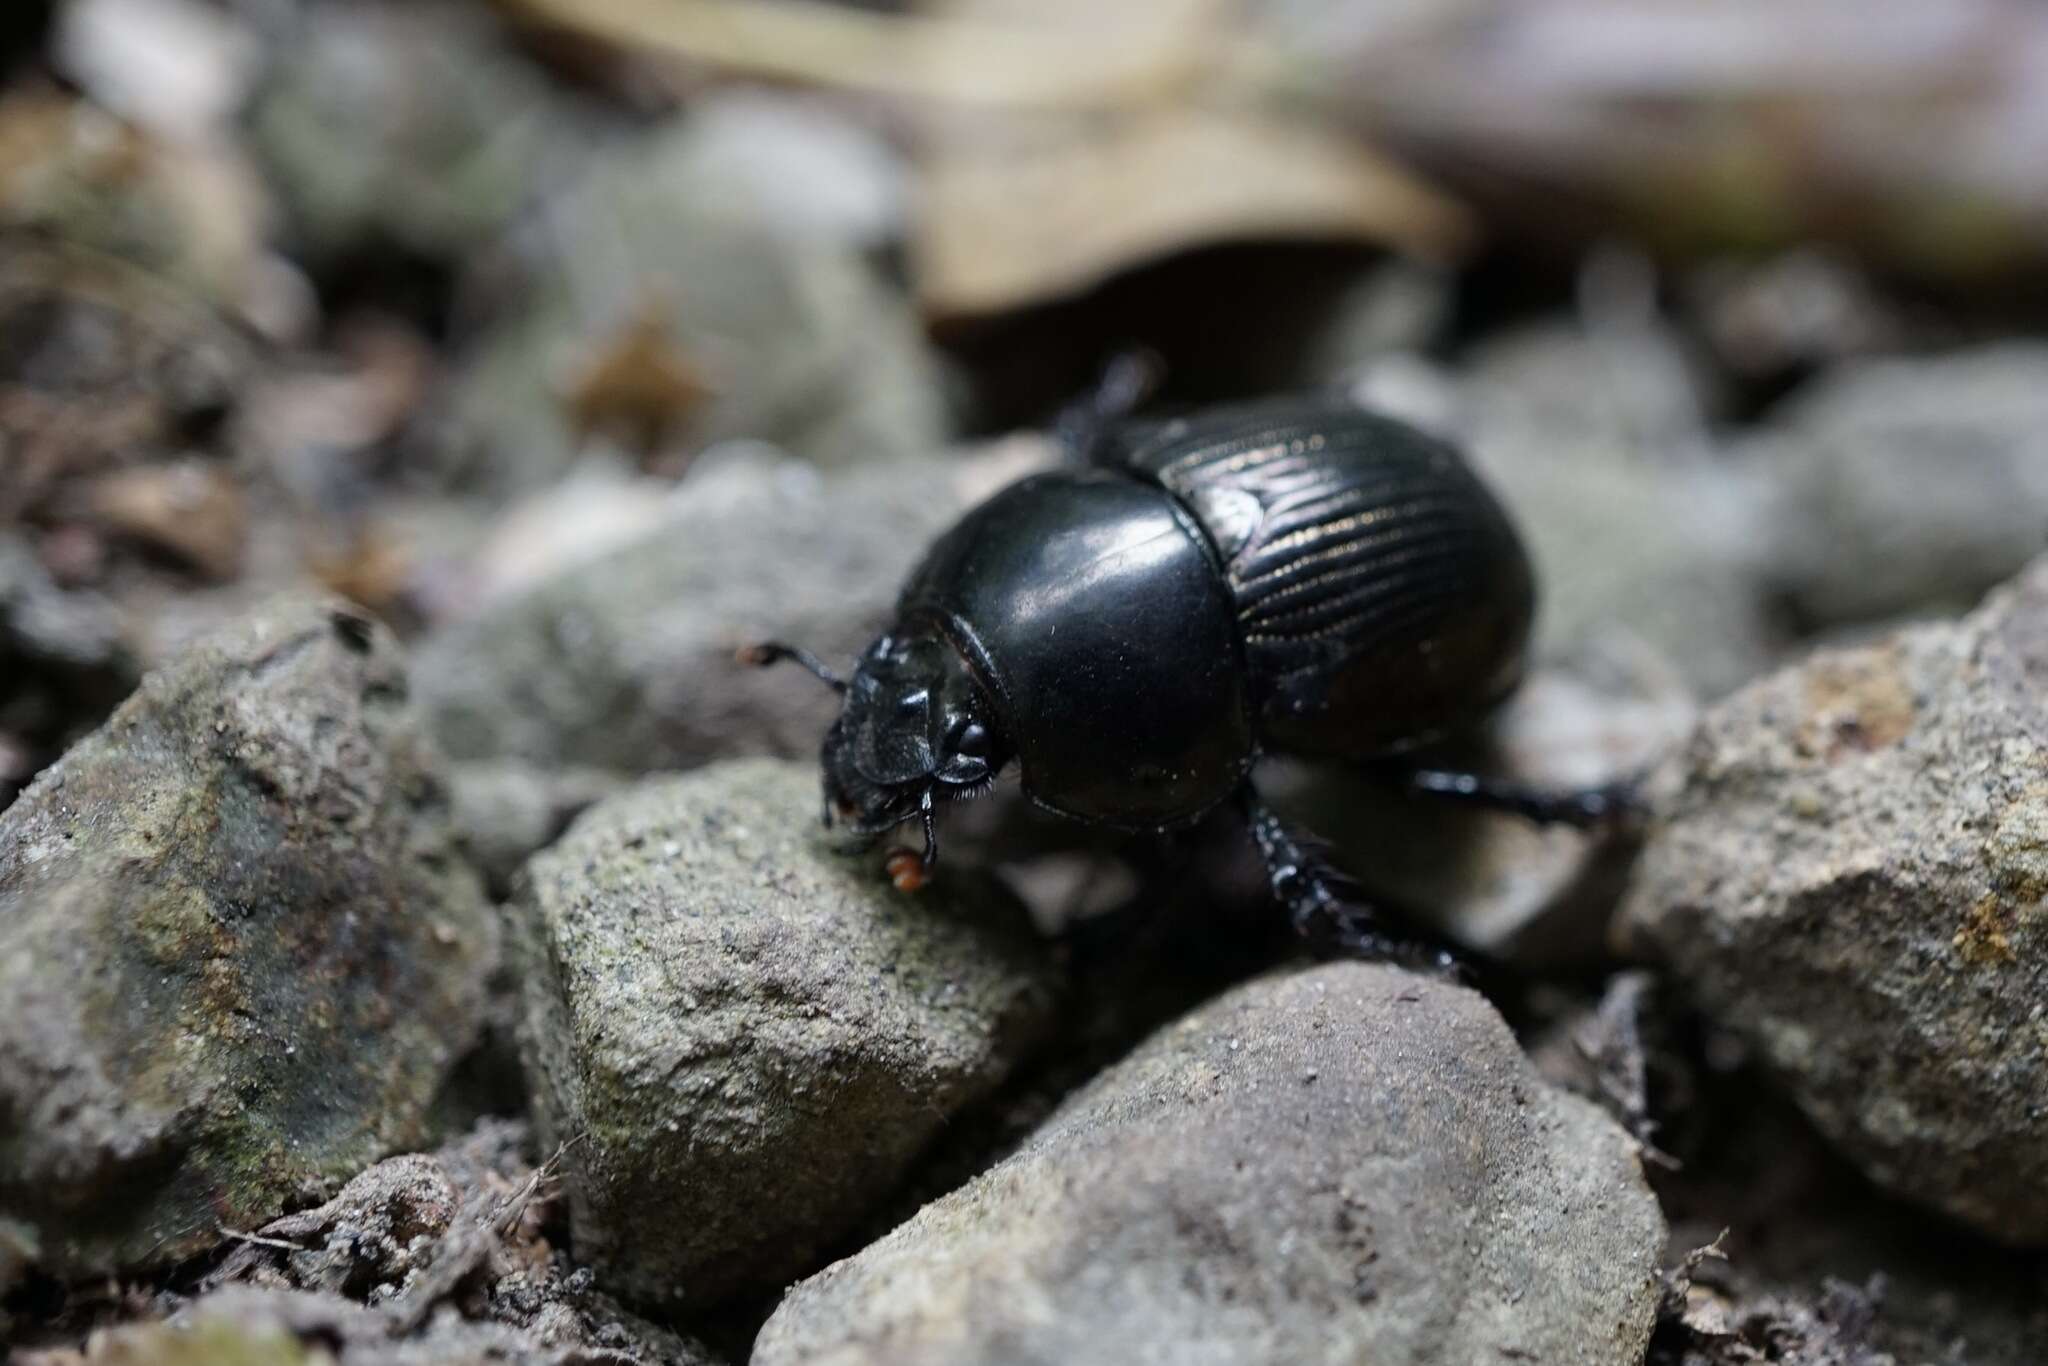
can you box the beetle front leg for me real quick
[1238,788,1459,973]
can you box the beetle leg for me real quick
[1238,788,1459,973]
[736,641,848,693]
[919,787,940,868]
[1386,766,1644,831]
[1054,350,1163,463]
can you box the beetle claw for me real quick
[919,788,939,868]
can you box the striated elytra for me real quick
[750,385,1625,963]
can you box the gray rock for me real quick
[1,534,139,807]
[0,597,497,1278]
[754,961,1666,1366]
[244,2,589,267]
[436,109,947,496]
[0,1216,34,1302]
[1268,630,1696,965]
[1618,554,2048,1243]
[513,758,1061,1309]
[1748,344,2048,627]
[1454,323,1786,697]
[447,758,623,897]
[675,93,908,252]
[0,535,131,676]
[1682,248,1908,383]
[1292,261,1454,386]
[414,450,1025,773]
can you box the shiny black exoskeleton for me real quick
[749,381,1624,964]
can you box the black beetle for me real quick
[747,372,1624,963]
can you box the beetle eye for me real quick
[953,722,990,759]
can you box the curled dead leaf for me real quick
[916,106,1473,320]
[83,459,247,580]
[562,298,715,468]
[305,522,414,618]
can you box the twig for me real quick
[383,1135,587,1335]
[217,1225,308,1253]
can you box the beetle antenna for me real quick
[920,788,939,868]
[738,641,847,693]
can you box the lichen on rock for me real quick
[0,595,497,1278]
[1620,554,2048,1243]
[511,757,1063,1310]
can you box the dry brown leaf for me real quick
[500,0,1243,110]
[503,0,2048,282]
[495,0,1469,318]
[83,460,247,581]
[561,299,715,465]
[0,238,254,523]
[240,320,436,470]
[0,387,165,523]
[0,89,269,310]
[0,88,147,202]
[916,106,1473,319]
[305,523,413,617]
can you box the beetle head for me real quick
[822,632,1005,846]
[739,632,1005,864]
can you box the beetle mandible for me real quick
[745,367,1625,964]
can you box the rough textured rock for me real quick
[754,962,1666,1366]
[1749,344,2048,627]
[0,596,497,1278]
[415,448,1037,773]
[1619,555,2048,1243]
[513,758,1062,1309]
[1270,631,1695,964]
